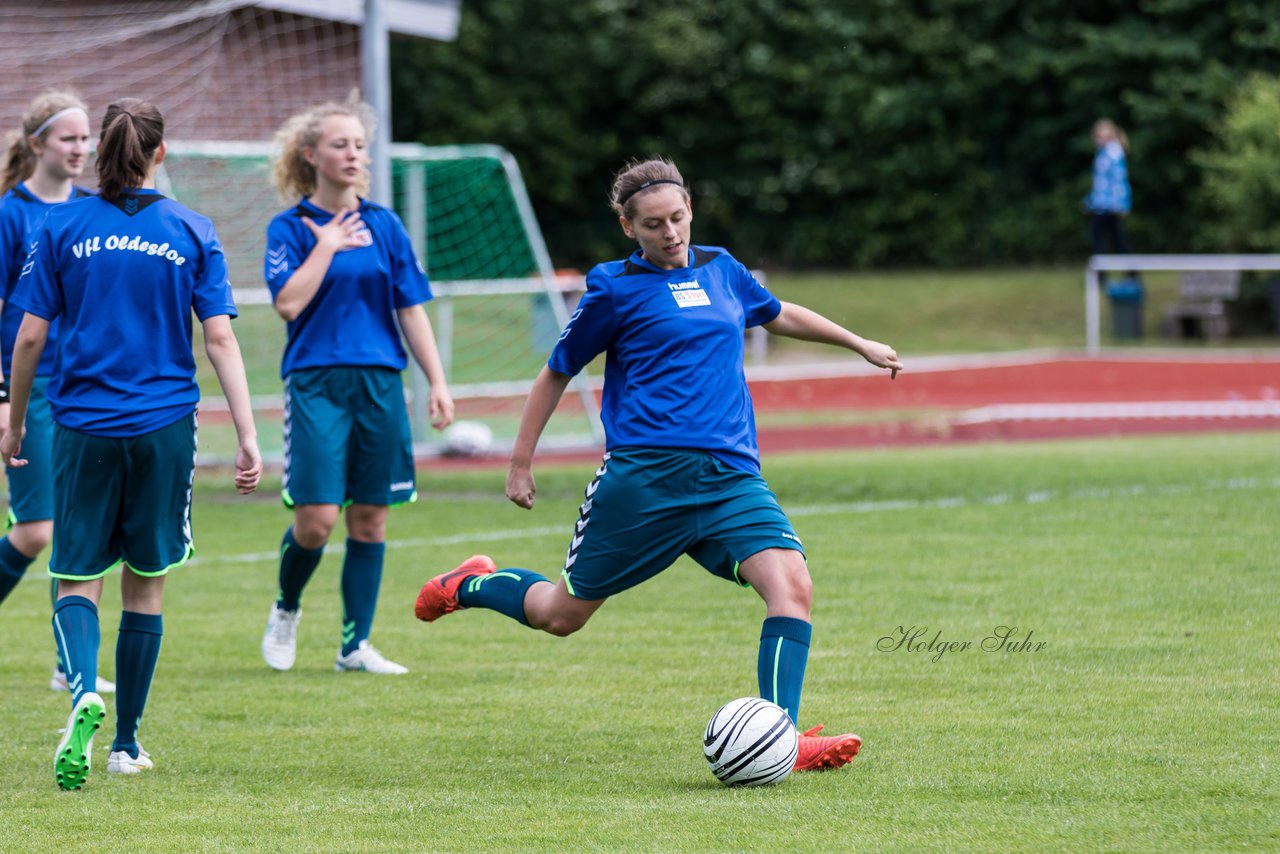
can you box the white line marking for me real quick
[955,400,1280,424]
[17,476,1280,579]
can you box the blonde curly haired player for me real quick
[259,95,454,676]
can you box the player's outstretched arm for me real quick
[763,300,902,378]
[507,366,573,509]
[397,304,454,430]
[201,314,262,494]
[0,314,49,467]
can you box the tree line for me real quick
[391,0,1280,269]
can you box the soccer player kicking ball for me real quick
[416,158,902,773]
[1,99,261,789]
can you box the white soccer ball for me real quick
[444,420,493,457]
[703,697,798,787]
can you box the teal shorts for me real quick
[560,447,804,601]
[49,413,197,580]
[282,366,415,508]
[6,376,54,525]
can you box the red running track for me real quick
[750,353,1280,452]
[424,352,1280,466]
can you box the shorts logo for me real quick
[668,280,710,308]
[390,480,414,491]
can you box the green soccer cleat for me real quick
[54,692,106,791]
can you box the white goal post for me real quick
[1084,254,1280,354]
[155,140,606,461]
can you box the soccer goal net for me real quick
[159,141,603,464]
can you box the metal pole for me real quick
[1085,260,1100,356]
[362,0,392,206]
[405,161,429,440]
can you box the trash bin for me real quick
[1106,278,1144,340]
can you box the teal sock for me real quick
[456,568,549,626]
[113,611,163,755]
[340,539,385,655]
[758,616,811,724]
[52,596,99,707]
[277,526,324,612]
[0,536,34,605]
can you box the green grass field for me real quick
[1,432,1277,852]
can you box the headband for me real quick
[617,178,684,207]
[30,107,88,139]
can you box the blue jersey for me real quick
[264,198,431,377]
[12,189,236,437]
[0,184,92,377]
[1087,140,1132,214]
[549,246,781,474]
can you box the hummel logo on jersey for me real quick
[267,244,289,278]
[19,239,37,279]
[124,197,138,215]
[668,279,710,308]
[342,226,373,250]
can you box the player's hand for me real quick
[430,386,455,431]
[301,208,366,254]
[0,423,25,468]
[859,339,902,380]
[506,465,536,509]
[235,440,263,495]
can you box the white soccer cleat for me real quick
[334,640,408,675]
[107,744,153,775]
[261,605,301,671]
[50,667,116,694]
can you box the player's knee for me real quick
[787,570,813,611]
[345,518,386,543]
[768,556,813,613]
[540,614,587,637]
[345,505,388,543]
[292,519,334,549]
[11,521,53,555]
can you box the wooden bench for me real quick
[1161,271,1239,341]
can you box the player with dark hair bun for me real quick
[416,157,902,773]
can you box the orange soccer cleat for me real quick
[793,724,862,772]
[414,555,497,622]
